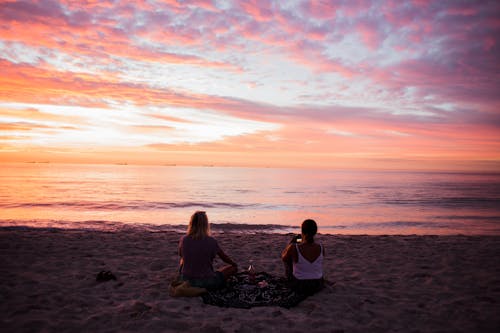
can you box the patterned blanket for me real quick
[201,272,308,309]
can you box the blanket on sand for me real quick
[201,272,308,309]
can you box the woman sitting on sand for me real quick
[178,211,238,291]
[281,219,324,295]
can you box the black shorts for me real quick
[291,277,324,295]
[181,271,225,291]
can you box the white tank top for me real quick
[293,244,323,279]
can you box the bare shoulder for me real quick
[282,242,296,259]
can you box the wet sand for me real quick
[1,228,499,332]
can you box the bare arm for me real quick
[177,239,184,272]
[217,248,237,267]
[281,243,296,263]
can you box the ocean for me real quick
[1,163,499,235]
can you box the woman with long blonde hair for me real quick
[178,211,238,290]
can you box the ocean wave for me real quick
[434,215,500,221]
[381,197,500,208]
[0,200,259,211]
[321,221,454,230]
[1,218,499,235]
[324,220,500,232]
[0,219,297,234]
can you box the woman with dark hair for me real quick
[281,219,324,295]
[178,211,238,291]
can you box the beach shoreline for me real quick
[1,228,499,332]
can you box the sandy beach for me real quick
[1,228,499,333]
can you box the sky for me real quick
[0,0,499,171]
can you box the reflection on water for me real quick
[0,163,499,235]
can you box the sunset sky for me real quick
[1,0,499,170]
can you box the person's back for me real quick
[180,235,219,279]
[293,242,323,280]
[282,219,324,295]
[177,211,238,291]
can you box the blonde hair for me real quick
[187,211,210,239]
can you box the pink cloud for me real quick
[0,1,64,22]
[181,0,219,12]
[337,0,374,18]
[411,0,432,8]
[300,1,338,20]
[356,20,383,50]
[286,40,356,77]
[3,54,498,136]
[239,0,274,22]
[446,5,478,17]
[127,125,176,135]
[148,114,194,124]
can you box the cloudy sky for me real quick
[0,0,499,170]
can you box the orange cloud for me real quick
[0,106,85,125]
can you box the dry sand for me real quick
[1,228,499,333]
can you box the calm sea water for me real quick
[1,163,499,235]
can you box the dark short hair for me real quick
[301,219,317,237]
